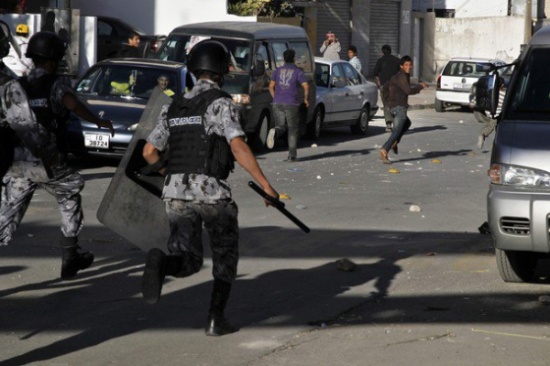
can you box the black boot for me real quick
[205,279,236,336]
[60,236,94,280]
[141,248,166,304]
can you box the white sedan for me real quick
[307,57,378,139]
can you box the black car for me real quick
[67,58,193,158]
[97,16,165,61]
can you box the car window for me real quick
[443,61,486,78]
[272,42,287,68]
[315,63,329,87]
[289,41,312,73]
[341,62,360,86]
[97,20,113,37]
[332,63,346,87]
[157,34,252,73]
[76,65,178,99]
[507,48,550,120]
[256,41,272,77]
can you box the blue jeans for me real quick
[272,104,299,158]
[382,106,411,152]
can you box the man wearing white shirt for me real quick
[347,45,362,74]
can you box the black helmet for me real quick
[26,31,66,61]
[0,20,10,59]
[187,40,230,75]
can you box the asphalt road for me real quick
[2,108,550,366]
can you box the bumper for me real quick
[488,184,550,253]
[67,123,133,158]
[436,89,470,106]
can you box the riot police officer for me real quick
[141,40,279,336]
[0,31,114,279]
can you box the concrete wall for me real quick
[413,0,509,17]
[71,0,254,35]
[432,16,524,81]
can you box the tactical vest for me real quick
[166,88,235,179]
[0,71,15,178]
[19,74,70,153]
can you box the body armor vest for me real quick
[166,88,234,179]
[19,74,70,153]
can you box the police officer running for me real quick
[141,40,279,336]
[0,30,114,279]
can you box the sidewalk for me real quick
[408,82,435,110]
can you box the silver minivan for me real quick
[476,25,550,283]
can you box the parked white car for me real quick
[435,57,505,112]
[308,57,378,139]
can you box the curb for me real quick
[409,104,434,111]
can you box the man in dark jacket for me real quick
[373,45,400,132]
[379,55,427,164]
[115,32,142,58]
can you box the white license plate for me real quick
[84,133,110,149]
[453,83,470,90]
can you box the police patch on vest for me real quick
[29,98,49,108]
[168,116,202,127]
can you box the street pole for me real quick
[524,0,532,44]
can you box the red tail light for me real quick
[436,75,441,89]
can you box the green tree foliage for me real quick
[228,0,296,17]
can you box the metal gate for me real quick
[315,0,351,60]
[368,0,401,76]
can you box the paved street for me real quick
[3,105,550,365]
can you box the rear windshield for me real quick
[443,61,490,78]
[506,48,550,120]
[157,34,252,73]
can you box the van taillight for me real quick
[436,75,441,89]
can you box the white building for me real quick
[71,0,254,35]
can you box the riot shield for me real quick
[97,87,171,252]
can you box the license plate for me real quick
[453,83,470,90]
[84,133,110,149]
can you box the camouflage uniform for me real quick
[147,79,244,283]
[0,68,84,246]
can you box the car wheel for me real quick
[305,107,323,140]
[435,97,445,112]
[249,114,270,152]
[350,106,369,135]
[495,248,538,283]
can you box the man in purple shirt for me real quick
[267,49,309,161]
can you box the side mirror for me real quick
[252,60,265,76]
[474,74,502,117]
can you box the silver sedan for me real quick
[308,57,378,139]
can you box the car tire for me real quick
[350,106,369,135]
[305,107,323,140]
[495,248,538,283]
[435,97,445,112]
[249,114,270,152]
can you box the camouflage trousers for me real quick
[0,169,84,246]
[166,199,239,283]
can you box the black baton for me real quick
[248,181,310,233]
